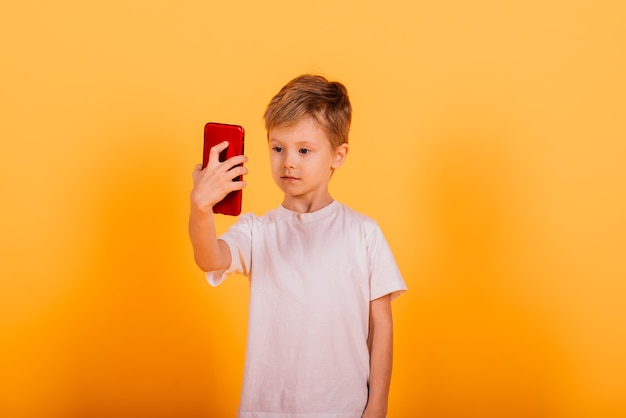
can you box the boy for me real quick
[189,74,407,418]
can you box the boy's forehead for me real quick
[268,116,327,140]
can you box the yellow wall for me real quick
[1,1,625,417]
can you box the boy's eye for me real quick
[299,148,311,155]
[272,146,283,153]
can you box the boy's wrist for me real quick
[363,401,387,418]
[189,195,216,215]
[364,391,388,416]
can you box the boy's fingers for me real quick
[229,179,247,191]
[230,166,248,178]
[223,155,248,170]
[207,141,230,167]
[234,155,248,164]
[222,168,247,184]
[191,164,202,182]
[212,140,230,152]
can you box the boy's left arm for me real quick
[363,293,393,418]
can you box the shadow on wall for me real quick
[407,122,571,418]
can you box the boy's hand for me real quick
[190,141,248,213]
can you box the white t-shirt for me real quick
[207,201,407,418]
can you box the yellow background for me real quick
[1,1,625,417]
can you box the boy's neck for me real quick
[281,193,334,213]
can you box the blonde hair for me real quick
[264,74,352,148]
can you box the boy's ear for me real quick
[331,143,349,169]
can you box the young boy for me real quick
[189,74,407,418]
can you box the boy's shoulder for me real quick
[336,202,378,225]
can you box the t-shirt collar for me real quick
[278,200,339,223]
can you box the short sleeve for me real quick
[205,213,254,287]
[367,223,407,301]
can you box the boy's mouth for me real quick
[281,175,299,181]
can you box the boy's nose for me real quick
[283,153,296,169]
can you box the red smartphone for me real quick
[203,122,245,216]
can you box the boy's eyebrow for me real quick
[268,137,315,146]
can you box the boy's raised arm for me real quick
[188,205,231,272]
[188,141,247,272]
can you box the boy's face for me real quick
[268,116,348,212]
